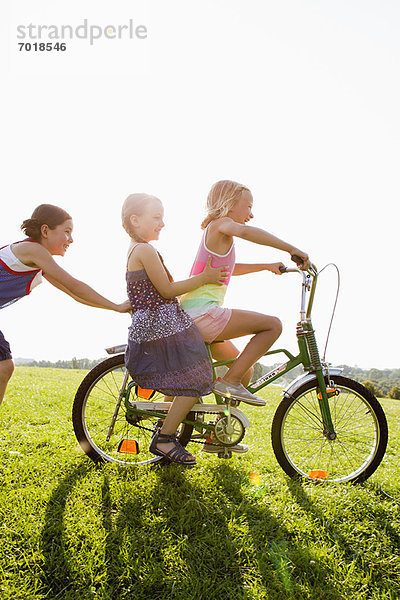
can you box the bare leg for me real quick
[156,396,198,459]
[210,341,253,387]
[215,309,282,384]
[205,340,252,451]
[0,359,14,406]
[157,396,175,427]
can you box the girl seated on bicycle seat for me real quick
[122,193,229,466]
[0,204,131,408]
[181,180,310,406]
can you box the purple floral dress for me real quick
[125,269,213,397]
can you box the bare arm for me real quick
[19,244,130,312]
[233,262,285,276]
[44,274,130,311]
[134,244,228,299]
[218,218,310,268]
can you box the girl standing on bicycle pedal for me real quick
[0,204,131,407]
[122,193,229,466]
[181,179,310,407]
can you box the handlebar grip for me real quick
[279,266,287,273]
[291,255,305,266]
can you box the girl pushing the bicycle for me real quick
[122,193,229,466]
[181,180,310,409]
[0,204,131,407]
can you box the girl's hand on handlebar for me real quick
[203,256,230,285]
[290,248,311,270]
[266,262,286,275]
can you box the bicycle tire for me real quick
[271,375,388,483]
[72,354,194,467]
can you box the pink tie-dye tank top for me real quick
[180,226,235,318]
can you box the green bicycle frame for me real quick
[209,264,336,438]
[122,263,336,439]
[123,382,218,434]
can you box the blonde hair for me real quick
[201,180,250,229]
[121,193,173,281]
[121,193,160,240]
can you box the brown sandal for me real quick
[149,431,196,465]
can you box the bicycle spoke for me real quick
[272,376,387,483]
[73,355,195,466]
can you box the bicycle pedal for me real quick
[227,399,240,407]
[217,449,232,459]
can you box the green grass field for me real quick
[1,366,400,599]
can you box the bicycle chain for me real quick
[131,422,226,447]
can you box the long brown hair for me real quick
[201,180,250,229]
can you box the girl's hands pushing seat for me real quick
[203,256,230,285]
[116,299,133,313]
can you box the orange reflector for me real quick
[118,439,139,454]
[308,470,329,479]
[318,388,337,400]
[136,386,155,400]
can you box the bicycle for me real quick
[72,260,388,483]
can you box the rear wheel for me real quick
[72,354,193,467]
[271,375,388,483]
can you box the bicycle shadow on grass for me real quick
[99,462,343,600]
[39,462,94,599]
[38,459,382,600]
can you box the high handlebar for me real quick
[291,254,306,267]
[278,256,318,319]
[278,257,338,326]
[279,255,316,275]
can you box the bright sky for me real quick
[1,0,399,369]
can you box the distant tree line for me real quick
[15,358,400,399]
[252,363,400,399]
[15,357,107,370]
[339,365,400,399]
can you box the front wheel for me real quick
[72,354,193,467]
[271,375,388,483]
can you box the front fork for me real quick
[297,321,337,439]
[315,369,337,440]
